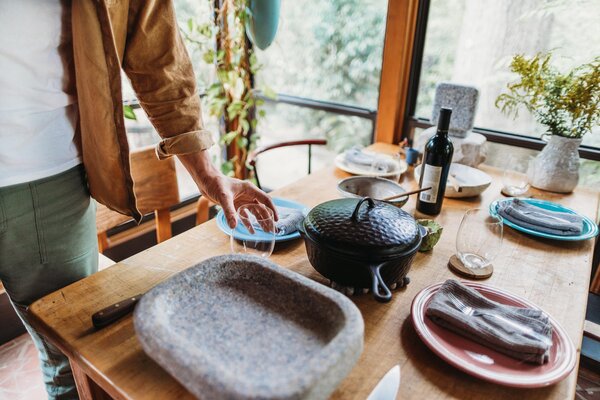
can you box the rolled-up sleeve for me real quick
[123,0,213,159]
[155,129,214,160]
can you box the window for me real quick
[409,0,600,151]
[252,0,388,188]
[405,0,600,187]
[255,0,387,110]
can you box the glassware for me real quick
[230,204,276,258]
[502,154,533,197]
[456,208,503,269]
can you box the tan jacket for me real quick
[73,0,213,221]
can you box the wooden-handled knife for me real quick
[91,294,143,329]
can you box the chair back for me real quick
[96,146,179,252]
[247,139,327,190]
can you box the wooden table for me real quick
[29,143,599,400]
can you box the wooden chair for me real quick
[96,146,180,252]
[247,139,328,191]
[195,139,328,225]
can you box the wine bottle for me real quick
[416,107,454,215]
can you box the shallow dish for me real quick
[337,176,408,207]
[411,281,576,388]
[335,152,408,178]
[489,198,599,241]
[414,163,491,198]
[216,197,309,242]
[134,254,364,400]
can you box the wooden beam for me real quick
[375,0,420,144]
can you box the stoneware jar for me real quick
[529,134,581,193]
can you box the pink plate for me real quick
[411,281,576,388]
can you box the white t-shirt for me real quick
[0,0,81,187]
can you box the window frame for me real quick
[402,0,600,162]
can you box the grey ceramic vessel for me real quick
[134,254,364,400]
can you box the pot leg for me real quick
[368,264,392,303]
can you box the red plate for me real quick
[411,281,576,388]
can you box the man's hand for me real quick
[178,150,277,229]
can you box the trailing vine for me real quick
[183,0,270,179]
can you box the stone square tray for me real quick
[133,254,364,400]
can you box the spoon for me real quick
[383,186,432,201]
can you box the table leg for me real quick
[70,358,113,400]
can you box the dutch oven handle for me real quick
[351,197,375,222]
[368,264,392,303]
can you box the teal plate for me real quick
[489,198,598,241]
[216,197,309,243]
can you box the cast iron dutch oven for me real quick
[299,197,425,303]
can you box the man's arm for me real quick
[121,0,275,227]
[178,151,275,228]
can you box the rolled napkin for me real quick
[251,206,305,236]
[426,279,553,365]
[498,198,583,236]
[344,146,398,173]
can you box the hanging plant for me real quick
[182,0,271,180]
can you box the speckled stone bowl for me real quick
[133,254,364,400]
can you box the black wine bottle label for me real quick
[419,164,442,203]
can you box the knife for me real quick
[91,294,143,329]
[366,364,401,400]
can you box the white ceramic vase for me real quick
[528,135,581,193]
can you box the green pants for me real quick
[0,165,98,399]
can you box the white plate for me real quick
[414,163,491,198]
[335,152,408,178]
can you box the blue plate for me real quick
[216,197,309,243]
[489,198,599,241]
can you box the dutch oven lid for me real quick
[303,197,421,257]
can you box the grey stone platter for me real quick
[133,254,364,400]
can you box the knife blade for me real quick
[91,294,143,329]
[366,364,401,400]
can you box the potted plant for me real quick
[496,53,600,193]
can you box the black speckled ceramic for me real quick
[133,254,364,400]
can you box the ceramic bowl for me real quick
[414,163,492,198]
[337,176,408,207]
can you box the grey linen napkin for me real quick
[498,198,583,236]
[344,146,397,173]
[426,280,553,365]
[251,206,305,236]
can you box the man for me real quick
[0,1,276,398]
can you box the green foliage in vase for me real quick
[496,53,600,138]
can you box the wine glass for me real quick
[230,204,276,258]
[502,155,534,197]
[456,208,503,269]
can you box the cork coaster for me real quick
[448,254,493,279]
